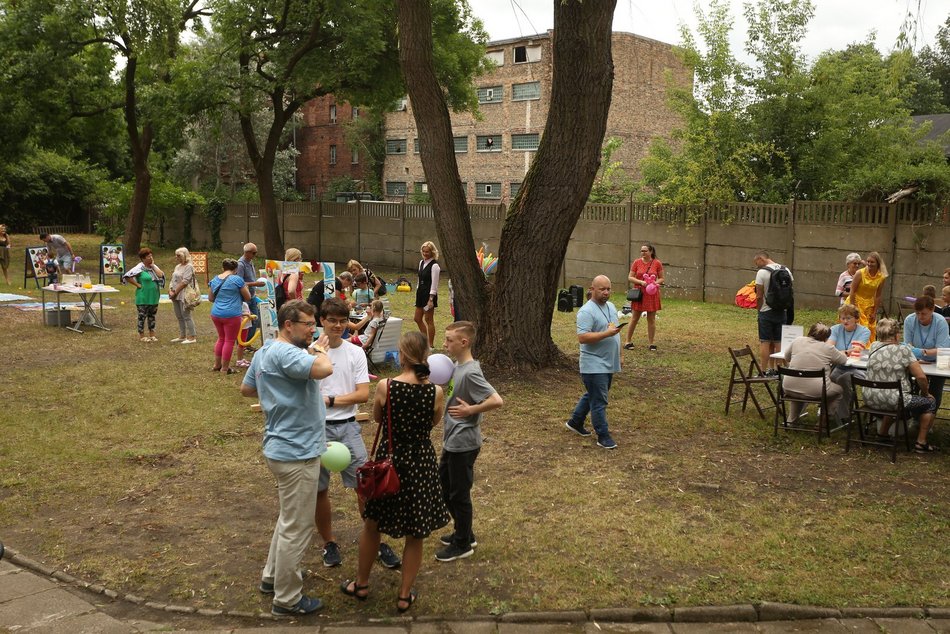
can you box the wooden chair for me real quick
[363,317,388,375]
[725,345,777,419]
[774,367,845,441]
[847,376,911,463]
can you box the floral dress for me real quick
[363,380,449,538]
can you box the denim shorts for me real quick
[757,309,785,342]
[318,421,368,490]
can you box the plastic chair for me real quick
[847,376,911,463]
[725,345,777,419]
[363,317,387,375]
[774,367,844,441]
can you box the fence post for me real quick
[400,200,406,271]
[887,201,900,316]
[627,195,634,278]
[700,204,708,302]
[357,199,362,264]
[786,198,796,273]
[317,199,323,262]
[245,201,250,244]
[280,201,286,248]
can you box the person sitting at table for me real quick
[352,273,374,308]
[835,253,862,305]
[349,300,386,348]
[864,318,938,453]
[938,286,950,320]
[902,295,950,412]
[347,259,386,296]
[827,303,871,423]
[782,322,850,425]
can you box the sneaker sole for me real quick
[323,560,341,567]
[435,548,474,562]
[597,442,618,450]
[565,421,592,437]
[439,537,478,548]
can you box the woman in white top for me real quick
[167,247,197,343]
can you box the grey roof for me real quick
[911,113,950,155]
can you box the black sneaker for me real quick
[435,542,474,562]
[258,580,274,594]
[439,532,478,548]
[378,542,401,569]
[597,435,618,450]
[271,595,323,616]
[565,420,592,437]
[322,541,341,567]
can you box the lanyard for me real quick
[598,303,613,327]
[915,320,935,349]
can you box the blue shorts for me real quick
[757,309,785,342]
[318,421,368,490]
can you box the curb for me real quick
[5,546,950,625]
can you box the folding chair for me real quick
[847,376,911,463]
[363,317,387,375]
[774,367,845,441]
[725,345,778,419]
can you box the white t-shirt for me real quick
[321,340,369,420]
[755,262,793,312]
[358,316,383,346]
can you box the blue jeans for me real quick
[569,373,614,438]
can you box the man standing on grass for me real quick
[39,233,75,272]
[566,275,623,450]
[754,251,793,375]
[314,298,402,571]
[241,300,333,617]
[237,243,265,339]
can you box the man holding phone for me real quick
[565,275,624,450]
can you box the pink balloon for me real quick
[427,353,455,385]
[645,283,658,295]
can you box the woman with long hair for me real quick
[167,247,197,344]
[340,331,449,612]
[413,242,440,347]
[624,242,665,351]
[846,251,888,342]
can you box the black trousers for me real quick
[439,448,479,547]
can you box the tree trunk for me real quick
[397,0,616,369]
[239,107,286,259]
[125,161,151,255]
[121,56,153,255]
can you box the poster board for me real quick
[24,246,50,288]
[190,251,210,283]
[99,244,125,283]
[258,274,280,343]
[321,262,335,300]
[780,325,804,352]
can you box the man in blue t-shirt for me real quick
[565,275,624,449]
[237,243,265,338]
[903,295,950,411]
[241,300,333,617]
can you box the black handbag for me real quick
[626,287,643,302]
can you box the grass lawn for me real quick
[0,233,947,618]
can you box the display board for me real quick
[190,251,210,283]
[99,244,125,283]
[24,246,50,288]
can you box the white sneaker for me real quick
[181,339,196,344]
[170,337,183,343]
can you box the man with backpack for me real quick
[754,251,794,375]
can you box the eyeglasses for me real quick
[322,318,348,326]
[293,320,317,329]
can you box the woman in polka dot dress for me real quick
[340,331,449,613]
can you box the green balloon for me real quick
[322,441,351,473]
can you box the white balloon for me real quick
[427,353,455,385]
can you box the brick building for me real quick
[296,95,371,200]
[382,31,691,203]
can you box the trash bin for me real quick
[45,308,71,327]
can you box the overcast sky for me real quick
[467,0,949,63]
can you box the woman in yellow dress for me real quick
[846,251,888,342]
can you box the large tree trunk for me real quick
[239,107,286,259]
[121,57,153,255]
[397,0,616,369]
[125,158,151,255]
[396,0,487,328]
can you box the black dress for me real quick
[363,380,449,538]
[415,259,438,308]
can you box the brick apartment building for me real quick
[383,31,691,203]
[295,31,690,203]
[296,95,372,200]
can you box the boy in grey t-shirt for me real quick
[436,321,504,562]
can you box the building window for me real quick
[395,97,408,111]
[510,182,522,197]
[476,182,501,199]
[477,85,503,103]
[309,184,317,201]
[386,139,406,154]
[512,81,541,101]
[511,133,539,151]
[386,181,407,197]
[329,104,337,124]
[414,182,428,194]
[476,135,502,152]
[414,138,420,154]
[485,50,504,66]
[514,45,541,63]
[454,136,468,153]
[352,106,359,119]
[329,145,337,165]
[351,148,359,164]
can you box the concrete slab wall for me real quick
[158,200,948,312]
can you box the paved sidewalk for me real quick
[2,557,949,633]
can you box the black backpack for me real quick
[274,275,287,310]
[557,289,574,312]
[764,265,794,311]
[568,284,585,307]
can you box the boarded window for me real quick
[476,182,501,199]
[511,133,539,150]
[510,182,522,197]
[351,148,359,164]
[329,104,337,123]
[476,135,502,152]
[385,139,406,154]
[385,181,407,196]
[454,136,468,153]
[414,182,428,193]
[512,82,541,101]
[485,50,504,66]
[309,184,317,201]
[477,85,503,103]
[329,145,337,165]
[413,138,420,154]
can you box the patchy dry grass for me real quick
[0,234,947,619]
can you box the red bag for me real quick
[735,281,757,309]
[356,383,400,500]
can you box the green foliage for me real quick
[92,174,204,244]
[635,0,950,206]
[202,195,226,251]
[588,137,635,203]
[917,16,950,112]
[343,109,386,197]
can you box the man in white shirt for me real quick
[315,298,401,570]
[754,251,794,374]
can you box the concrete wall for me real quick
[158,199,950,312]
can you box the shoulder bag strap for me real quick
[385,383,395,455]
[368,382,388,457]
